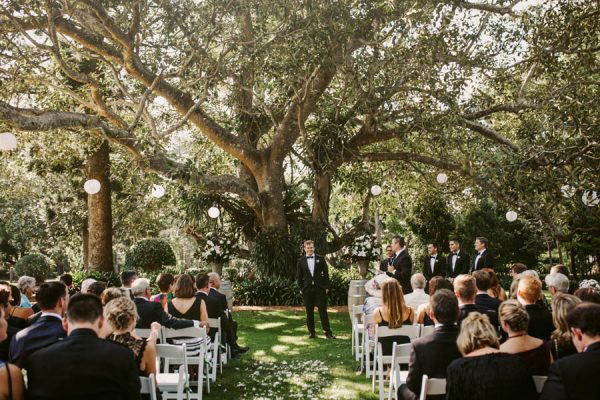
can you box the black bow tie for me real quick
[306,256,314,259]
[453,252,458,255]
[430,256,436,259]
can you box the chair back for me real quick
[420,324,435,337]
[419,374,446,400]
[162,326,207,340]
[532,375,547,393]
[156,343,188,374]
[139,373,157,400]
[135,328,163,343]
[376,324,421,341]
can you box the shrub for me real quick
[125,238,177,272]
[14,253,55,282]
[71,270,122,290]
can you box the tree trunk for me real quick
[86,141,113,271]
[556,238,563,265]
[82,218,89,270]
[311,171,331,224]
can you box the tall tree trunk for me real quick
[556,238,563,265]
[86,141,113,271]
[311,171,331,224]
[82,218,89,269]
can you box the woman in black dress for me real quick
[446,312,537,400]
[549,293,581,360]
[167,274,209,328]
[373,279,414,355]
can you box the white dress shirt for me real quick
[404,289,430,312]
[306,255,315,276]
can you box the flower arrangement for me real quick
[198,232,239,264]
[344,234,381,261]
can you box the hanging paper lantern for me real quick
[0,132,17,151]
[436,173,448,184]
[207,206,220,219]
[151,184,165,198]
[505,210,518,222]
[370,185,382,196]
[582,190,599,207]
[561,184,576,198]
[83,179,101,194]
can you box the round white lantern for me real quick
[151,184,165,198]
[84,179,101,195]
[582,190,599,207]
[370,185,382,196]
[561,184,576,198]
[0,132,17,151]
[207,206,220,219]
[505,210,518,222]
[436,173,448,184]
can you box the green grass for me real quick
[204,310,378,400]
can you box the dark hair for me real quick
[67,294,103,323]
[449,238,460,245]
[473,270,492,291]
[120,271,138,286]
[567,303,600,337]
[428,276,452,295]
[551,264,570,276]
[574,288,600,304]
[428,242,439,250]
[195,273,210,290]
[60,274,73,286]
[156,273,175,292]
[511,263,527,275]
[87,281,107,297]
[174,274,195,298]
[36,281,67,310]
[0,290,9,308]
[9,285,20,306]
[392,235,406,247]
[430,289,459,324]
[476,237,489,247]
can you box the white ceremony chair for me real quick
[362,314,376,377]
[140,373,158,400]
[387,343,412,400]
[419,324,434,337]
[533,375,547,393]
[206,317,223,378]
[136,328,163,343]
[419,374,446,400]
[351,304,364,361]
[155,343,188,400]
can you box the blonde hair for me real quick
[381,280,411,328]
[551,293,582,345]
[499,299,529,333]
[518,275,542,303]
[103,297,138,332]
[457,312,499,355]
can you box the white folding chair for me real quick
[136,328,163,343]
[140,373,158,400]
[351,304,364,361]
[533,375,547,393]
[387,343,412,400]
[419,324,434,337]
[155,343,188,400]
[419,374,446,400]
[162,327,208,400]
[205,318,222,383]
[362,314,376,377]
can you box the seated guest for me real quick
[59,273,76,296]
[132,278,196,330]
[416,276,453,325]
[549,293,581,360]
[545,273,569,297]
[511,263,528,279]
[550,264,570,277]
[453,274,498,328]
[8,285,33,320]
[87,281,107,298]
[499,300,552,375]
[80,278,97,294]
[473,270,502,313]
[483,268,506,301]
[363,274,393,315]
[0,283,27,361]
[9,282,68,368]
[517,275,554,340]
[446,313,537,400]
[404,273,429,312]
[540,303,600,400]
[0,291,25,400]
[167,274,209,328]
[26,294,140,400]
[121,270,138,300]
[398,289,461,400]
[100,287,126,305]
[373,280,414,355]
[574,286,600,304]
[16,276,35,308]
[150,273,174,310]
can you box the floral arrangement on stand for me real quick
[198,231,240,266]
[343,234,381,278]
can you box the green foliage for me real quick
[125,238,177,272]
[70,270,122,289]
[251,229,302,278]
[14,253,54,282]
[405,192,455,249]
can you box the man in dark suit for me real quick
[473,270,502,313]
[121,270,137,300]
[422,242,446,281]
[9,281,68,368]
[540,303,600,400]
[379,245,394,272]
[517,275,554,340]
[131,278,196,330]
[472,236,494,272]
[385,235,413,295]
[26,294,140,400]
[453,274,498,328]
[296,239,335,339]
[447,238,470,278]
[398,289,462,400]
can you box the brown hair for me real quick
[574,287,600,304]
[457,312,499,355]
[453,274,476,301]
[499,300,529,333]
[483,268,503,298]
[511,263,527,275]
[381,280,411,329]
[100,287,126,305]
[174,274,196,299]
[156,273,175,293]
[518,276,542,303]
[473,270,492,291]
[103,297,138,332]
[551,293,582,345]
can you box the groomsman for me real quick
[423,242,446,281]
[385,236,413,294]
[472,236,494,272]
[447,239,470,278]
[379,245,394,272]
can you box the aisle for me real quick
[205,310,378,400]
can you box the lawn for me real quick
[205,309,378,400]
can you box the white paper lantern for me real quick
[151,184,165,198]
[505,210,518,222]
[83,179,101,195]
[370,185,382,196]
[582,190,599,207]
[0,132,17,151]
[436,173,448,184]
[207,206,220,219]
[561,184,576,198]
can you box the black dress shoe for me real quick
[325,333,337,340]
[308,333,316,339]
[234,346,249,353]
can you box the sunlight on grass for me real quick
[253,322,286,330]
[251,349,277,363]
[277,335,310,346]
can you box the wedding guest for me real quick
[484,268,506,301]
[548,293,581,360]
[80,278,97,294]
[472,236,494,271]
[16,277,35,308]
[517,275,554,340]
[540,303,600,400]
[0,291,25,400]
[473,270,502,313]
[167,274,209,328]
[121,270,138,300]
[59,274,76,296]
[446,313,537,400]
[87,281,107,298]
[574,287,600,304]
[363,274,391,315]
[150,273,174,310]
[499,300,552,375]
[447,238,470,278]
[511,263,528,278]
[208,273,248,353]
[404,273,429,312]
[545,273,569,297]
[550,264,570,277]
[453,274,498,328]
[416,276,453,325]
[101,287,126,305]
[7,285,33,320]
[26,294,140,400]
[373,280,414,355]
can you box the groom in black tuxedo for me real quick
[296,240,335,339]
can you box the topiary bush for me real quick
[125,238,177,272]
[15,253,55,283]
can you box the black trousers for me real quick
[302,286,332,335]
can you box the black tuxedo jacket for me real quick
[209,287,229,311]
[422,254,447,281]
[458,303,499,329]
[399,324,462,400]
[134,297,194,330]
[9,314,66,368]
[475,293,502,313]
[472,249,494,271]
[26,328,140,400]
[540,342,600,400]
[296,254,330,291]
[446,250,470,278]
[385,250,413,294]
[525,303,554,340]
